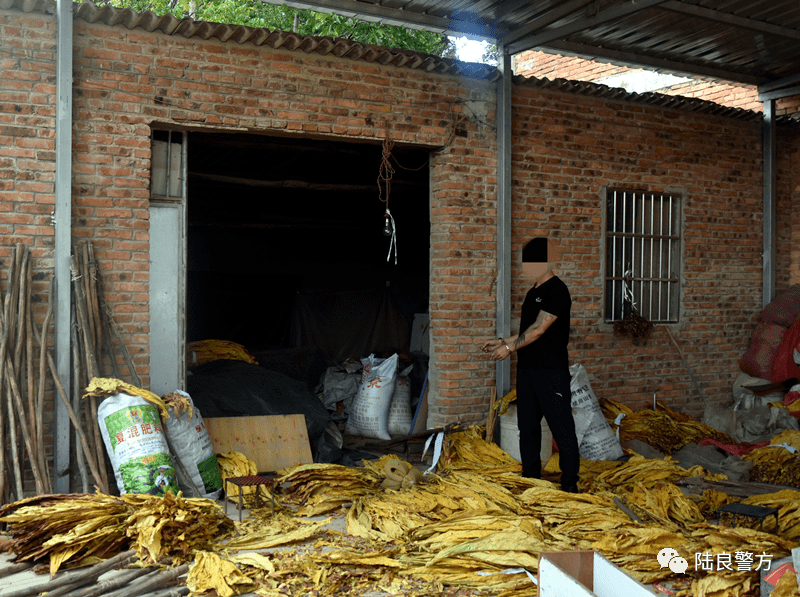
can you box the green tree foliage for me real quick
[97,0,456,57]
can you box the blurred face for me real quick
[522,261,550,284]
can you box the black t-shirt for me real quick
[516,275,571,370]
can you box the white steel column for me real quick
[54,0,74,493]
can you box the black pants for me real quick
[516,367,580,487]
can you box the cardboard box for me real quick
[538,551,659,596]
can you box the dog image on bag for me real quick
[150,464,175,496]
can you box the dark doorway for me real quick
[185,132,430,370]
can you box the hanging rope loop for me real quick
[378,136,398,264]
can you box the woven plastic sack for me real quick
[98,393,179,496]
[569,364,624,461]
[387,364,414,437]
[345,353,398,440]
[740,322,785,379]
[164,390,223,499]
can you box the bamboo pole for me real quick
[71,312,90,493]
[104,301,141,387]
[0,550,136,597]
[2,246,24,500]
[87,243,103,353]
[2,356,47,493]
[71,251,108,491]
[59,568,152,597]
[36,279,54,493]
[25,255,36,451]
[104,564,189,597]
[81,244,98,357]
[31,321,107,493]
[22,254,42,490]
[0,263,6,502]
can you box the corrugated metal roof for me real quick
[3,0,797,123]
[262,0,800,94]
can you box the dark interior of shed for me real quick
[184,132,431,376]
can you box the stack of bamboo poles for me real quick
[0,244,53,501]
[0,550,189,597]
[1,242,142,502]
[69,241,141,495]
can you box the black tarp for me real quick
[186,360,335,461]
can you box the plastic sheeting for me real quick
[291,287,411,364]
[186,360,336,462]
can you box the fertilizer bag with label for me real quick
[569,364,625,461]
[345,353,399,440]
[98,392,180,495]
[163,389,223,499]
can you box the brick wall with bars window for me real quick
[605,189,681,324]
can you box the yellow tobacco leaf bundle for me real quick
[121,492,234,565]
[277,462,382,516]
[439,426,521,473]
[186,340,258,368]
[187,551,254,597]
[84,377,170,420]
[620,482,705,528]
[161,391,193,419]
[591,454,704,491]
[216,451,277,509]
[742,441,800,488]
[742,489,800,541]
[0,493,132,576]
[600,398,733,454]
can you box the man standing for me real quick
[482,237,580,492]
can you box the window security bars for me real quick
[605,189,681,323]
[150,130,184,201]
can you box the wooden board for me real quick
[204,415,313,473]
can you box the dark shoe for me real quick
[561,483,579,493]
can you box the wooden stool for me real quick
[224,474,276,521]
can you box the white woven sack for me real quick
[387,364,414,436]
[164,389,223,499]
[97,393,179,495]
[569,364,624,461]
[345,353,398,440]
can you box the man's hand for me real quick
[481,338,513,361]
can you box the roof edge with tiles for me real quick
[3,0,798,125]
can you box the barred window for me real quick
[605,188,681,323]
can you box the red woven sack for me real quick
[771,315,800,382]
[739,322,785,380]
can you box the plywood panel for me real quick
[204,415,313,473]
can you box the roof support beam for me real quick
[54,0,73,494]
[759,72,800,98]
[495,47,512,404]
[538,39,766,85]
[498,0,594,47]
[507,0,669,54]
[661,1,800,41]
[762,99,776,309]
[256,0,507,40]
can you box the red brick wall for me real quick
[0,6,57,489]
[509,82,795,417]
[65,13,500,431]
[3,4,800,484]
[514,50,799,116]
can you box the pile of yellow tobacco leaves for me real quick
[2,426,800,597]
[0,491,234,575]
[742,429,800,488]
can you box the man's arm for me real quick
[512,310,557,351]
